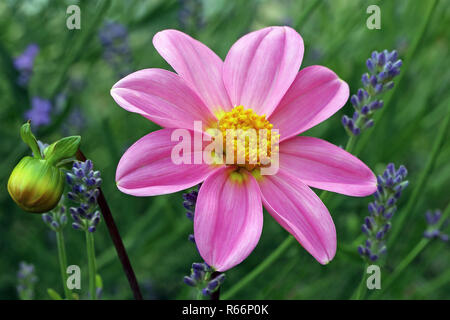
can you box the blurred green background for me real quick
[0,0,449,300]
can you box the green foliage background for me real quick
[0,0,449,299]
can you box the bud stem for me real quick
[56,230,72,299]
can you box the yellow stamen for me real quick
[212,106,279,171]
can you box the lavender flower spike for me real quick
[423,210,449,242]
[66,160,102,232]
[14,44,39,86]
[358,163,409,262]
[342,49,402,136]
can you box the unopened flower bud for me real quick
[8,157,65,213]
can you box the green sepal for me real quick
[47,288,63,300]
[20,122,42,159]
[44,136,81,166]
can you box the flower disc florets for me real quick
[214,106,279,171]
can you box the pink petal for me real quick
[280,136,377,196]
[116,129,218,196]
[111,68,216,131]
[258,169,336,264]
[223,26,304,117]
[194,167,263,271]
[153,29,232,113]
[269,65,349,141]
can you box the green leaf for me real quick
[47,288,63,300]
[45,136,81,166]
[20,122,42,159]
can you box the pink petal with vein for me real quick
[111,68,216,131]
[258,169,336,264]
[223,26,304,116]
[194,167,263,271]
[116,128,218,196]
[153,29,232,113]
[269,65,349,141]
[279,136,377,196]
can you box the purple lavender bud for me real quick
[377,51,386,66]
[379,246,387,255]
[42,214,53,224]
[88,226,96,233]
[207,280,219,291]
[202,288,211,297]
[347,118,355,131]
[362,73,370,86]
[352,111,359,122]
[364,119,374,128]
[364,217,373,229]
[368,100,380,110]
[357,245,365,256]
[378,71,387,81]
[366,58,374,72]
[370,254,379,262]
[384,81,394,90]
[192,263,205,272]
[350,95,359,107]
[91,216,100,227]
[397,165,407,178]
[368,202,376,214]
[341,115,349,126]
[388,51,398,61]
[385,177,394,187]
[425,211,434,225]
[371,51,378,60]
[377,184,384,194]
[67,192,76,201]
[370,75,378,87]
[374,83,383,94]
[60,214,67,225]
[361,105,370,115]
[386,163,395,174]
[186,211,194,220]
[357,89,365,102]
[392,60,402,69]
[361,224,370,235]
[439,234,449,242]
[352,127,361,136]
[188,234,195,243]
[376,231,384,240]
[51,221,59,229]
[72,222,82,230]
[183,276,196,287]
[383,223,391,233]
[387,197,396,207]
[183,200,194,210]
[365,240,372,248]
[373,190,381,200]
[77,207,86,217]
[383,209,395,220]
[66,173,75,185]
[192,269,204,281]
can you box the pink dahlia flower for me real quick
[111,26,377,271]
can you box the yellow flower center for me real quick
[212,106,279,171]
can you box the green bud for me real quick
[8,122,81,214]
[8,157,65,213]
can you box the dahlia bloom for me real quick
[111,26,377,271]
